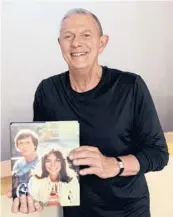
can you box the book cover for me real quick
[10,121,80,207]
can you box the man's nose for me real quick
[71,35,81,48]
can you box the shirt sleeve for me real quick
[132,75,169,174]
[33,80,46,121]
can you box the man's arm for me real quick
[130,75,169,174]
[115,75,169,176]
[69,75,169,178]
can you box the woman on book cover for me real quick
[28,149,80,206]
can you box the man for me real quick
[10,8,169,216]
[12,129,39,198]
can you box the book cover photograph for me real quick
[10,121,80,207]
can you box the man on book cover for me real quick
[12,129,39,198]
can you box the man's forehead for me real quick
[18,136,32,142]
[60,26,93,34]
[60,14,99,34]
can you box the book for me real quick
[10,121,80,206]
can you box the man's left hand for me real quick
[69,146,119,179]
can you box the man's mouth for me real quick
[71,52,88,57]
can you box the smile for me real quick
[71,52,88,57]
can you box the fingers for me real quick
[11,197,20,213]
[70,146,99,154]
[69,146,110,178]
[34,201,43,212]
[69,150,99,160]
[80,167,98,176]
[19,195,28,214]
[27,195,36,213]
[73,158,98,167]
[11,194,43,214]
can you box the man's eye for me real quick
[64,35,72,39]
[83,34,91,38]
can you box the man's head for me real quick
[58,8,109,71]
[15,129,38,157]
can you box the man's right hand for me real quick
[7,190,43,213]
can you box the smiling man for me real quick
[57,12,108,94]
[58,12,106,72]
[10,8,169,217]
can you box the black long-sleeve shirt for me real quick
[33,66,169,217]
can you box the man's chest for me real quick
[43,92,134,156]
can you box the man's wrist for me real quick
[115,157,124,176]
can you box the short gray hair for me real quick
[60,8,103,36]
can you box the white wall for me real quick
[1,1,173,161]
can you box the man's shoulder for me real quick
[106,66,138,80]
[14,157,25,166]
[35,71,68,95]
[41,71,67,86]
[13,157,25,171]
[105,66,139,85]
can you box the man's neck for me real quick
[69,64,102,93]
[24,152,37,162]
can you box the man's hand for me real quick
[69,146,120,179]
[7,189,43,213]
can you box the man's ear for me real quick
[99,35,109,54]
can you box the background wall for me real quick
[1,1,173,217]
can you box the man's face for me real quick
[58,14,108,70]
[17,136,36,157]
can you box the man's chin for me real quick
[22,153,33,157]
[23,153,29,156]
[69,63,90,71]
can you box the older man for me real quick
[10,8,169,217]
